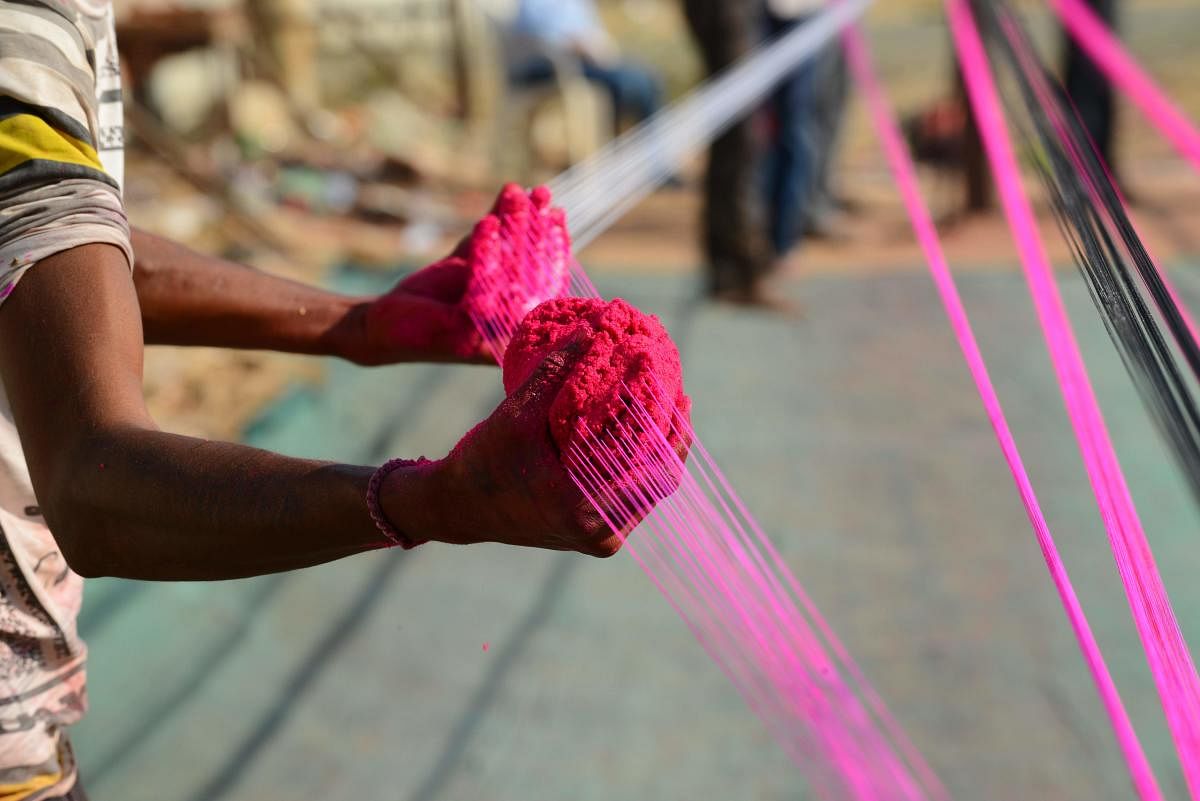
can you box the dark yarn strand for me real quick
[975,0,1200,505]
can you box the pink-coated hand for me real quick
[349,183,570,366]
[383,336,628,557]
[350,256,493,366]
[462,184,573,350]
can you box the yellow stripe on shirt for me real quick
[0,113,102,177]
[0,767,64,801]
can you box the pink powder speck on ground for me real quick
[503,297,691,494]
[482,642,489,652]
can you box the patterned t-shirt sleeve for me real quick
[0,0,133,305]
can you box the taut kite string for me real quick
[842,20,1162,801]
[950,0,1200,793]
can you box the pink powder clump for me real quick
[503,297,691,480]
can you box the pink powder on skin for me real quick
[378,184,570,361]
[398,257,471,302]
[503,297,691,482]
[462,184,571,336]
[372,255,483,360]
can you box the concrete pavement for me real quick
[74,263,1200,800]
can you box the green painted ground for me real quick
[73,264,1200,801]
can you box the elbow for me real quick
[38,439,129,580]
[40,496,115,579]
[59,549,109,581]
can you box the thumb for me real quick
[397,257,469,302]
[507,331,589,421]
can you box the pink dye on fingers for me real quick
[397,256,472,301]
[460,162,942,798]
[463,184,573,351]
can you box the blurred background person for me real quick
[1062,0,1118,172]
[761,0,824,261]
[506,0,666,137]
[803,45,852,239]
[905,0,1119,223]
[682,0,775,305]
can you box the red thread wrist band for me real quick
[366,457,430,549]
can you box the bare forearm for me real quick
[54,424,438,580]
[131,228,367,358]
[0,243,468,582]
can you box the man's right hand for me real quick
[381,336,628,558]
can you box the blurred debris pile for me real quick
[114,0,492,266]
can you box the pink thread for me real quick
[569,392,933,799]
[460,183,945,799]
[842,22,1161,800]
[949,1,1200,794]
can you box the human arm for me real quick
[0,4,625,580]
[132,228,492,365]
[0,242,397,579]
[0,243,623,580]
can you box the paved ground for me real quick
[73,258,1200,800]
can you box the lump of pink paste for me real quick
[503,297,692,489]
[461,184,572,345]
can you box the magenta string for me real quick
[571,401,924,800]
[567,434,849,794]
[1051,0,1200,175]
[450,104,955,793]
[948,0,1200,794]
[636,370,950,801]
[462,200,945,795]
[841,21,1162,800]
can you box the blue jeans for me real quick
[510,56,664,135]
[762,13,820,256]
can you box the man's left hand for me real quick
[351,254,494,366]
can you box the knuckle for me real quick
[541,350,569,374]
[590,537,622,559]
